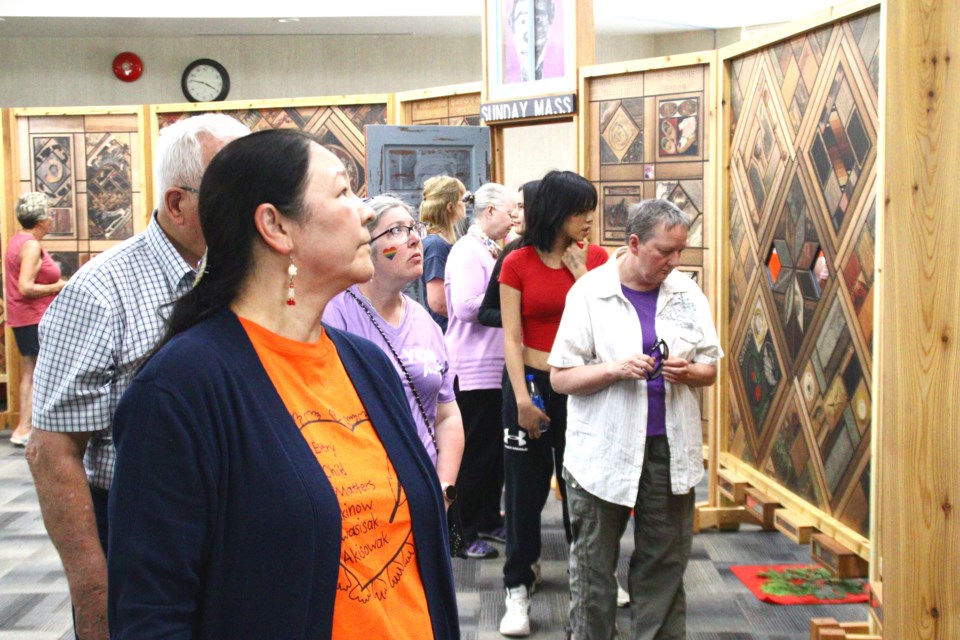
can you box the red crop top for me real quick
[499,244,609,351]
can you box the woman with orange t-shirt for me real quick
[107,130,459,639]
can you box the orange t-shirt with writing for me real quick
[240,317,433,640]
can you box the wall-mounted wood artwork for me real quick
[723,7,880,539]
[585,62,710,264]
[154,96,390,199]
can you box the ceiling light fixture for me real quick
[276,18,300,23]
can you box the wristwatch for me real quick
[441,483,458,503]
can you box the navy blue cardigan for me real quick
[107,310,459,639]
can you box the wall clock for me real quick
[181,58,230,102]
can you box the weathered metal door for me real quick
[364,124,492,307]
[365,125,492,213]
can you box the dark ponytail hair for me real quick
[163,129,316,343]
[521,171,597,252]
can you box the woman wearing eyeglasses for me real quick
[497,171,609,637]
[444,182,518,560]
[323,195,464,509]
[419,176,468,333]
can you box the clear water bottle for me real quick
[526,373,549,432]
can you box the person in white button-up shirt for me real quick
[548,198,722,640]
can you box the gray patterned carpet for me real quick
[0,440,867,638]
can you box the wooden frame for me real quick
[1,109,11,421]
[394,82,482,126]
[2,105,151,425]
[481,0,592,186]
[483,0,580,102]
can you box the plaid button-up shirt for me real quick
[33,213,195,490]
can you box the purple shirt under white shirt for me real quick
[323,285,455,465]
[621,284,666,437]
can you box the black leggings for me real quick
[502,366,571,588]
[453,381,505,543]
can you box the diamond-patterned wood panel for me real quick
[158,102,388,198]
[726,9,879,537]
[13,112,145,296]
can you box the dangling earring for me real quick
[286,255,297,306]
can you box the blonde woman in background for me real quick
[4,192,66,447]
[419,175,468,333]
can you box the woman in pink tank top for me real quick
[4,192,66,446]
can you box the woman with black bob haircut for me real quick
[107,129,459,640]
[495,170,609,636]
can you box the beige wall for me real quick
[501,120,577,191]
[0,30,740,108]
[0,35,483,107]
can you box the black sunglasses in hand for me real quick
[646,339,669,380]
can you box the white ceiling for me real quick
[0,0,842,37]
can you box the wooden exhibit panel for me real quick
[881,0,960,635]
[720,3,880,547]
[396,83,482,126]
[1,106,150,422]
[583,59,711,252]
[11,108,149,273]
[152,95,391,199]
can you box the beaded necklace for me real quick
[468,224,501,258]
[345,288,437,454]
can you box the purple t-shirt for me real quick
[621,284,666,437]
[323,286,455,465]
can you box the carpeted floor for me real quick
[0,439,867,638]
[453,483,869,639]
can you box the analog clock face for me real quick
[182,59,230,102]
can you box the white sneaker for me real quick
[616,578,630,608]
[499,585,531,637]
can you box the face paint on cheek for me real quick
[382,246,398,260]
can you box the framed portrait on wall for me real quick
[485,0,578,101]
